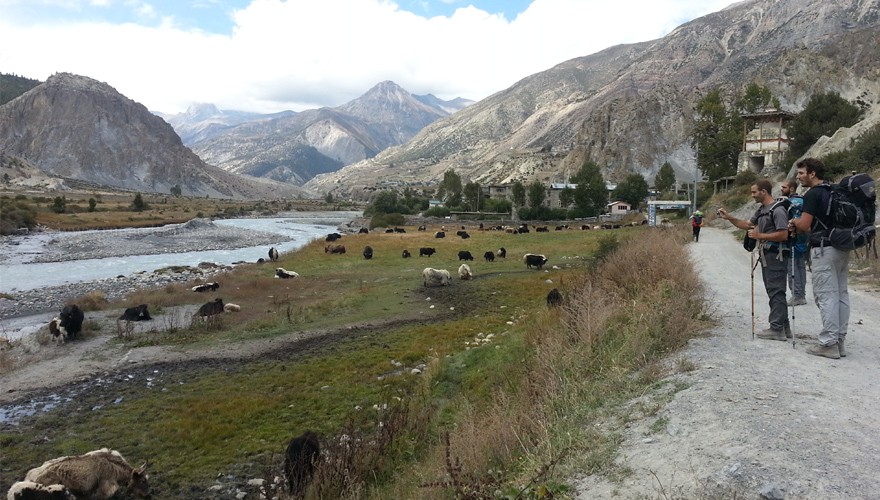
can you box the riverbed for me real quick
[0,211,362,336]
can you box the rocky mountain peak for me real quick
[0,73,309,199]
[303,0,880,199]
[183,102,223,121]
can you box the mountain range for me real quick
[303,0,880,199]
[160,82,473,186]
[1,0,878,201]
[0,73,309,199]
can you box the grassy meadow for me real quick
[0,221,710,499]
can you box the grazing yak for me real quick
[6,481,74,500]
[419,247,436,257]
[284,431,320,497]
[118,304,151,322]
[223,303,241,312]
[393,227,406,233]
[434,231,445,238]
[402,249,411,258]
[48,318,67,344]
[191,282,220,293]
[457,250,474,261]
[358,228,369,234]
[325,232,342,242]
[363,246,373,260]
[268,247,279,262]
[325,244,346,254]
[24,449,150,500]
[497,247,507,259]
[422,268,451,287]
[417,225,427,231]
[58,305,84,341]
[483,251,495,262]
[275,268,300,279]
[458,264,473,280]
[546,288,563,307]
[523,253,548,269]
[456,230,470,239]
[196,298,225,318]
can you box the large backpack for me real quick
[813,173,877,251]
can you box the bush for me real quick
[422,206,450,218]
[369,213,405,229]
[0,197,37,235]
[735,170,758,186]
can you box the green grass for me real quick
[1,223,702,499]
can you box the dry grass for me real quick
[383,225,710,498]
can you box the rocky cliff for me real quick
[0,73,312,199]
[304,0,880,199]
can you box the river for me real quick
[0,211,361,293]
[0,212,362,341]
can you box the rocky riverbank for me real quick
[28,218,289,263]
[0,217,301,321]
[0,262,232,320]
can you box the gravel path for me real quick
[573,226,880,499]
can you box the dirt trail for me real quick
[574,226,880,499]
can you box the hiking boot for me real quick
[757,328,787,341]
[787,297,807,306]
[839,338,846,357]
[784,324,792,339]
[807,344,841,360]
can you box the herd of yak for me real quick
[17,222,575,497]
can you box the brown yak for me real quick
[25,448,150,500]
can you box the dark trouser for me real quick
[692,225,701,241]
[761,250,790,331]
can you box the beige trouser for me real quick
[810,246,850,346]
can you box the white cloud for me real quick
[0,0,734,114]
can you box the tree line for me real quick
[364,162,653,221]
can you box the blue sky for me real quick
[0,0,734,113]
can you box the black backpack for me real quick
[813,173,877,251]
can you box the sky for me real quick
[0,0,735,115]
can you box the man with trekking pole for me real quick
[718,179,792,341]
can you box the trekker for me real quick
[780,179,808,306]
[690,210,704,242]
[791,158,847,359]
[718,179,791,340]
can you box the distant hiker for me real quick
[690,210,704,242]
[718,179,791,341]
[780,179,808,306]
[791,159,854,359]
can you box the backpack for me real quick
[787,194,809,255]
[813,173,877,251]
[743,198,789,253]
[692,214,703,227]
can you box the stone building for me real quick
[737,108,795,175]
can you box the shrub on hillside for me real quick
[369,213,405,229]
[735,169,758,186]
[422,206,450,217]
[0,197,37,235]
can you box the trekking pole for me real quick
[790,253,796,348]
[750,250,756,340]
